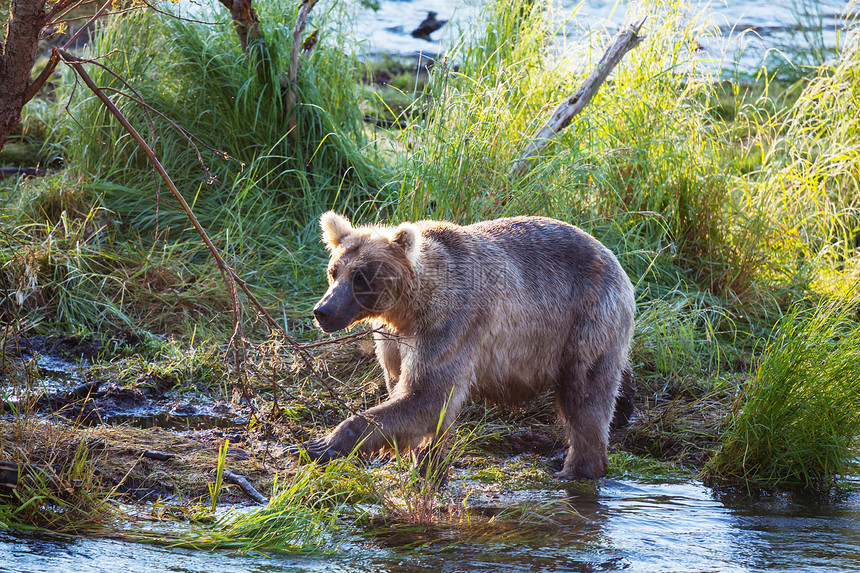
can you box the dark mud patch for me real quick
[25,381,245,432]
[4,333,141,365]
[2,334,246,432]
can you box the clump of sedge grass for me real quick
[706,300,860,489]
[372,410,482,526]
[0,407,118,534]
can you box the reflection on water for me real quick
[3,478,859,572]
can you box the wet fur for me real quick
[306,213,636,480]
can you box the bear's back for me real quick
[408,216,634,404]
[416,216,627,304]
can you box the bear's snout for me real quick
[313,282,361,332]
[312,303,331,326]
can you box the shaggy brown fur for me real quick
[297,212,636,480]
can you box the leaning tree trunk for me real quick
[0,0,48,151]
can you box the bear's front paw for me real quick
[286,438,345,464]
[554,460,606,481]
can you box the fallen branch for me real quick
[223,470,269,504]
[142,450,175,461]
[57,51,375,430]
[511,18,646,178]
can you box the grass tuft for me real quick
[706,299,860,489]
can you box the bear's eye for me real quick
[329,267,338,281]
[353,269,370,292]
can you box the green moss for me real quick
[608,452,695,481]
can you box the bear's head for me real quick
[312,211,420,332]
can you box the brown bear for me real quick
[294,212,636,480]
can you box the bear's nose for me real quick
[313,304,329,323]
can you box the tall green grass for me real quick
[0,174,233,334]
[67,1,386,230]
[757,26,860,272]
[389,0,780,308]
[706,300,860,488]
[47,0,393,314]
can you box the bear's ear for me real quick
[320,211,353,250]
[391,222,421,266]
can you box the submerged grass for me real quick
[146,467,341,554]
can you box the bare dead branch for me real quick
[223,470,269,504]
[59,50,255,410]
[25,0,113,102]
[58,50,374,427]
[511,18,646,178]
[98,86,228,180]
[283,0,320,133]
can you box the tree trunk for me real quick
[0,0,48,151]
[217,0,262,53]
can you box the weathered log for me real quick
[223,470,269,505]
[0,460,78,493]
[512,18,646,178]
[142,450,175,461]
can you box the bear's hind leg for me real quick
[554,352,622,480]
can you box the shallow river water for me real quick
[4,477,860,572]
[170,0,855,72]
[344,0,852,72]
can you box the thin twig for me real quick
[297,327,382,350]
[138,0,225,26]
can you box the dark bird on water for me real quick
[411,11,447,41]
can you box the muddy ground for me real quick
[0,335,723,507]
